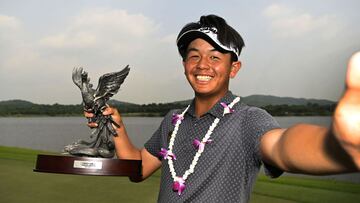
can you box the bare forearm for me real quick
[113,121,162,181]
[263,124,358,175]
[98,107,161,181]
[113,122,141,160]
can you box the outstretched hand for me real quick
[333,52,360,168]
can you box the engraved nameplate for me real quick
[73,160,103,170]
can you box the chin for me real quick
[194,90,218,97]
[192,86,213,94]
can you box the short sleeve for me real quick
[144,110,176,160]
[245,106,283,178]
[144,126,162,160]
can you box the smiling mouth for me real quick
[196,75,213,82]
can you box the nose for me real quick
[196,57,209,70]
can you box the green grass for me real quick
[252,176,360,203]
[0,146,159,203]
[1,146,360,203]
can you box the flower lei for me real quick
[159,97,240,195]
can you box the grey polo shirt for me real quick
[145,91,282,202]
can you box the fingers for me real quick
[84,111,97,128]
[103,106,122,128]
[102,106,115,116]
[347,51,360,90]
[84,111,94,118]
[83,106,122,129]
[87,122,98,128]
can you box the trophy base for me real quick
[33,154,142,178]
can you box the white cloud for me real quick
[160,33,177,44]
[0,14,23,46]
[0,14,21,29]
[0,9,184,104]
[0,14,29,71]
[40,8,159,53]
[1,2,358,104]
[263,4,342,39]
[72,8,156,37]
[40,32,97,48]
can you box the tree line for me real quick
[263,103,336,116]
[0,100,335,117]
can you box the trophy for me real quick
[34,66,142,179]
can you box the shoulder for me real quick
[235,103,280,134]
[163,107,186,119]
[159,107,188,127]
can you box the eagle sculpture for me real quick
[63,65,130,158]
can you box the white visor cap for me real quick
[176,27,240,60]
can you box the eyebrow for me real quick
[186,47,198,53]
[186,47,218,53]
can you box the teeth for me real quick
[196,75,212,81]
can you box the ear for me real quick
[229,61,241,78]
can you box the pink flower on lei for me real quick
[172,177,186,195]
[220,102,235,116]
[193,138,212,151]
[172,113,184,125]
[158,148,176,160]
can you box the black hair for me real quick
[177,14,245,62]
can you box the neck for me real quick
[194,91,228,117]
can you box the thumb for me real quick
[346,51,360,90]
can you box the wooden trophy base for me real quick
[34,154,142,179]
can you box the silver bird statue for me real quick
[63,65,130,158]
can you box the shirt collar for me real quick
[186,91,236,118]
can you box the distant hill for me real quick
[0,99,82,116]
[107,100,140,107]
[0,95,336,116]
[168,95,335,107]
[0,99,34,106]
[240,95,335,107]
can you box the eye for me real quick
[187,53,200,61]
[210,55,220,61]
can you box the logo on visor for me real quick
[199,27,218,34]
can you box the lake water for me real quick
[0,116,163,151]
[1,116,359,183]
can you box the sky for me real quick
[0,0,359,105]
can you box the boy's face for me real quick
[183,38,241,98]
